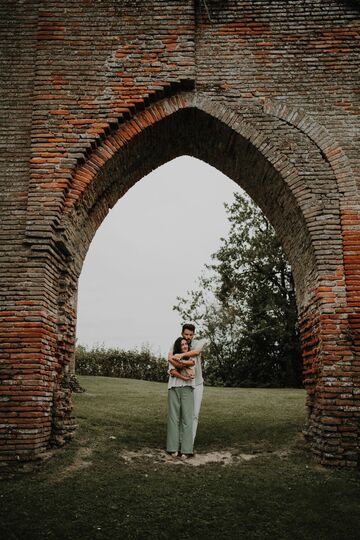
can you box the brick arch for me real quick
[261,98,360,449]
[59,94,326,299]
[1,0,359,469]
[39,93,357,466]
[59,93,346,312]
[263,98,358,196]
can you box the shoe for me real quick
[180,453,193,461]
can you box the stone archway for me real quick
[1,0,359,468]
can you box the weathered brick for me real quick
[1,0,359,468]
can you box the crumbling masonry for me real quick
[0,0,359,466]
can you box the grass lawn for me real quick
[1,376,360,540]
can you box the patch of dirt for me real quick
[45,443,293,481]
[163,450,233,466]
[118,447,291,467]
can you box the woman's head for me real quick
[173,337,189,355]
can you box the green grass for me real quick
[1,376,360,540]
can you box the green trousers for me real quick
[166,386,194,454]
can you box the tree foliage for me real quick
[174,192,302,388]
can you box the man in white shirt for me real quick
[168,323,206,443]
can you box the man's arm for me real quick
[167,339,199,368]
[173,348,201,361]
[168,349,195,369]
[171,357,195,368]
[168,355,188,369]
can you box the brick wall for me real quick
[0,0,359,467]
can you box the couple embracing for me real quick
[166,323,206,460]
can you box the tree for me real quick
[174,192,302,388]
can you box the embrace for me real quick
[166,323,206,460]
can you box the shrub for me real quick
[75,345,168,382]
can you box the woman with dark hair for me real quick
[166,337,195,459]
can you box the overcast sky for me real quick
[76,156,241,355]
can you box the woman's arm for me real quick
[169,369,193,381]
[171,355,195,367]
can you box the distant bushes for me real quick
[75,345,168,382]
[75,345,293,388]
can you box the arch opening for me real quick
[76,155,243,354]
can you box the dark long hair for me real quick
[173,337,189,355]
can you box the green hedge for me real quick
[75,345,168,382]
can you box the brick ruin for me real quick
[0,0,359,467]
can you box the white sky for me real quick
[76,156,241,355]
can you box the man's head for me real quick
[182,323,195,344]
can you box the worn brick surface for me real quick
[0,0,359,467]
